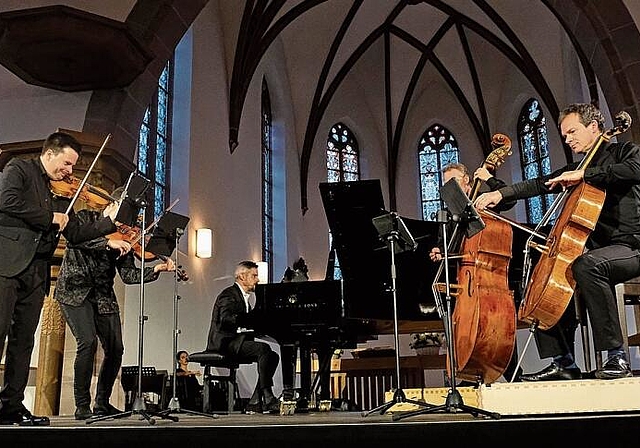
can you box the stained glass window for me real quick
[261,78,274,282]
[137,60,172,222]
[517,98,552,224]
[327,123,360,182]
[326,123,360,280]
[418,124,460,221]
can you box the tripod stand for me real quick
[88,201,178,425]
[155,219,217,419]
[363,212,433,417]
[393,179,500,421]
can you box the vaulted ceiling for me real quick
[2,1,640,211]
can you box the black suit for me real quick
[0,157,116,415]
[206,283,279,390]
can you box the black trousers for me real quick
[0,259,48,414]
[534,244,640,359]
[60,298,124,408]
[232,339,279,390]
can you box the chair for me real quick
[578,278,640,372]
[188,351,240,413]
[615,277,640,364]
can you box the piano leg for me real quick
[299,346,312,411]
[315,345,332,401]
[280,344,297,401]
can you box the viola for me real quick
[51,176,116,210]
[107,223,189,281]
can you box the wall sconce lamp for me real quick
[195,228,212,258]
[257,261,269,283]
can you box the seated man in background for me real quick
[206,260,280,414]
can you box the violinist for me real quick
[53,186,176,420]
[475,103,640,381]
[0,132,119,426]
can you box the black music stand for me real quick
[362,212,433,417]
[120,366,166,411]
[114,172,150,227]
[152,214,216,419]
[88,199,179,425]
[393,179,500,421]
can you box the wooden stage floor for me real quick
[2,405,640,448]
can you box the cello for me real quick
[434,134,516,384]
[518,111,632,330]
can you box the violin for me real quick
[107,223,189,281]
[51,176,116,210]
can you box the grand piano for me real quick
[252,180,441,409]
[252,179,532,409]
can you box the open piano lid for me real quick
[319,179,440,321]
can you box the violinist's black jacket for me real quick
[54,209,160,314]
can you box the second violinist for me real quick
[53,186,176,420]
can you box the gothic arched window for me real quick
[418,124,460,221]
[327,123,360,182]
[326,123,360,280]
[517,98,552,224]
[137,60,172,221]
[261,78,274,282]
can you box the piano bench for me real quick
[189,351,240,414]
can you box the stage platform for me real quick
[386,376,640,416]
[1,403,640,448]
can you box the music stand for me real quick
[88,199,178,425]
[152,214,216,419]
[393,179,500,421]
[114,172,151,227]
[362,212,433,417]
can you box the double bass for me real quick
[518,111,633,330]
[434,134,516,384]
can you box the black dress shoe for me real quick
[0,410,50,426]
[520,363,581,382]
[263,397,280,414]
[245,401,263,414]
[595,355,632,379]
[74,405,93,420]
[93,402,123,416]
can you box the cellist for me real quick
[475,103,640,381]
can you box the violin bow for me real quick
[63,133,112,216]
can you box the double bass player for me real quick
[475,103,640,381]
[429,161,519,384]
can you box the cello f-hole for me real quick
[465,270,473,297]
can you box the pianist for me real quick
[205,260,280,414]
